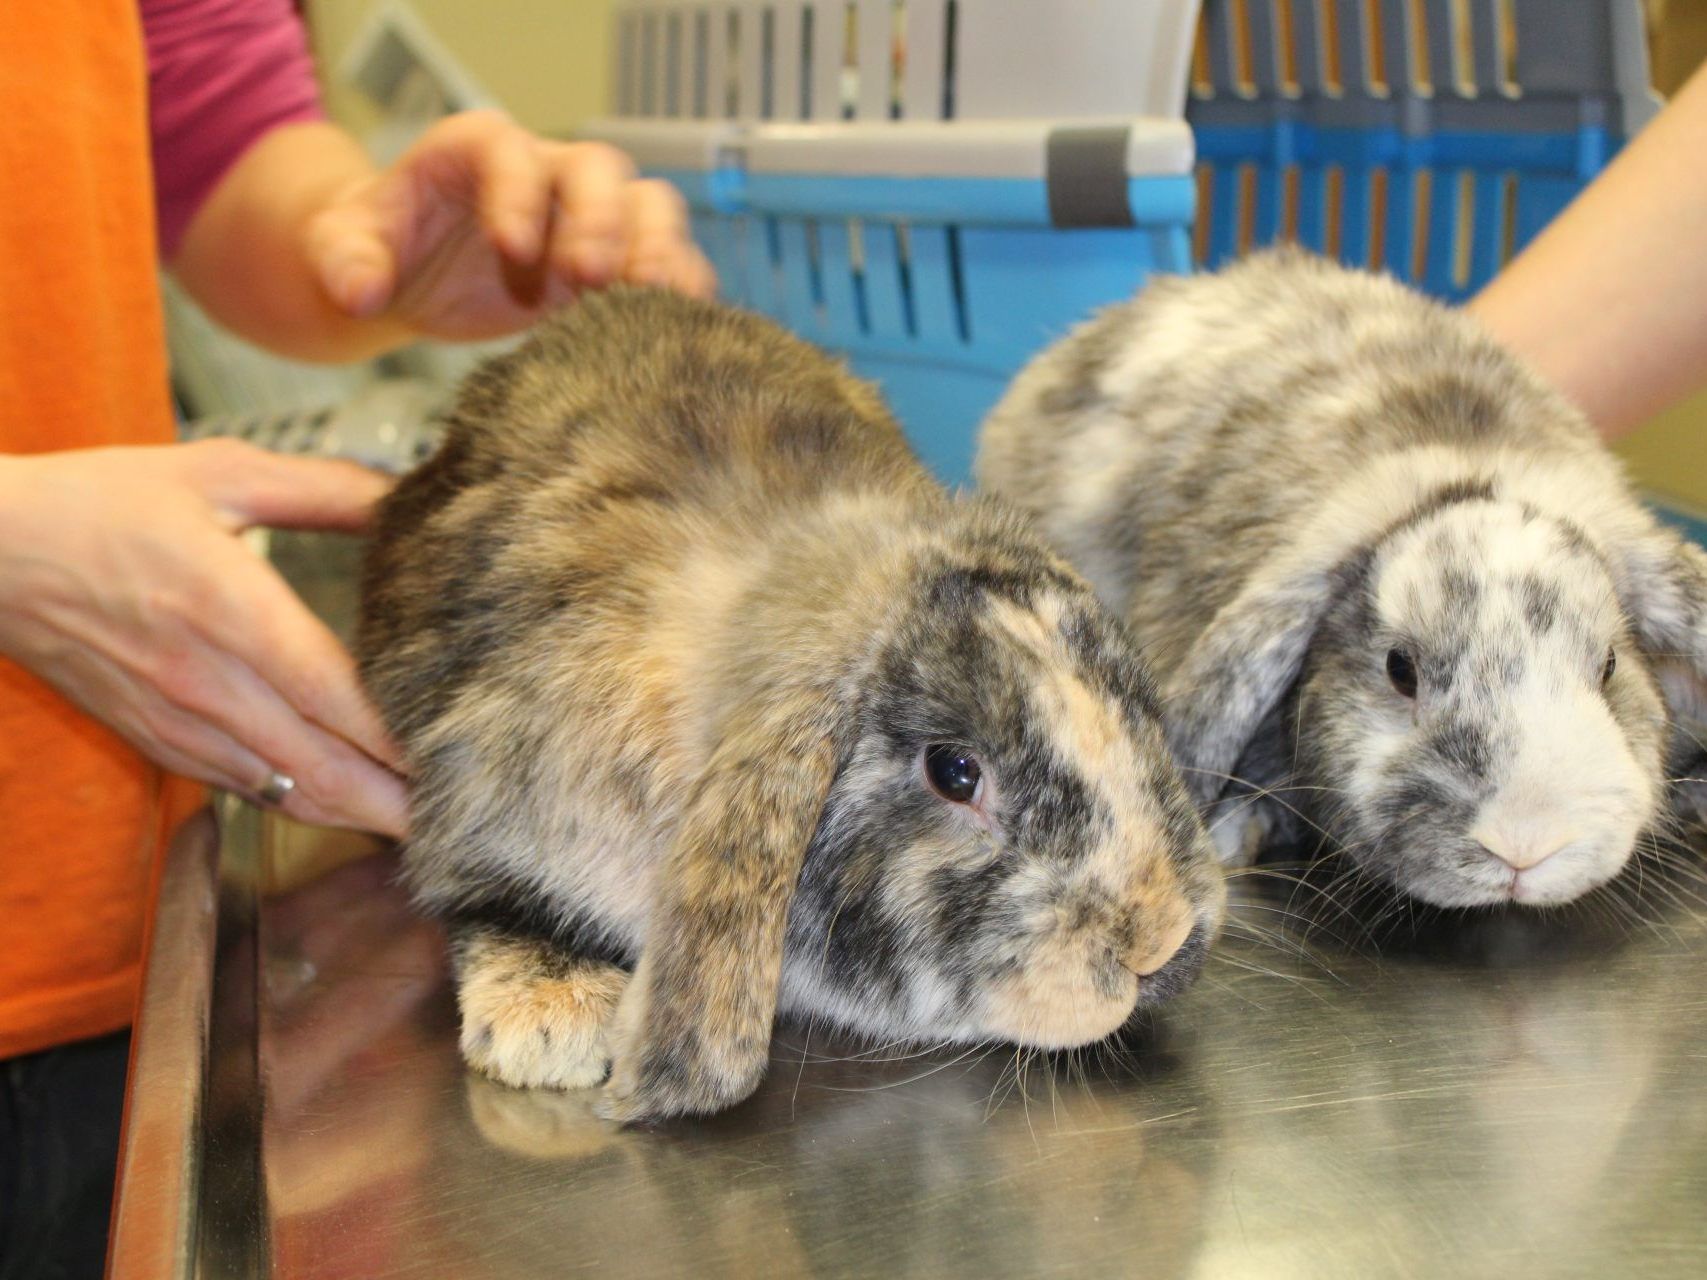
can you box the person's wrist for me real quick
[0,452,39,548]
[0,452,54,663]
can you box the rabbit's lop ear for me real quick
[1163,533,1357,809]
[596,695,847,1124]
[1614,527,1707,752]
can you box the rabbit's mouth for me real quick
[1368,828,1639,910]
[976,914,1208,1048]
[979,963,1140,1049]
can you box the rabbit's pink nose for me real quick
[1128,916,1194,977]
[1474,832,1576,872]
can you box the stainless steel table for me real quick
[110,534,1707,1279]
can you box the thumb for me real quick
[305,192,402,318]
[192,442,395,533]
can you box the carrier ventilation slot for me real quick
[1281,163,1301,242]
[664,13,683,116]
[1410,167,1432,280]
[1236,163,1258,256]
[1230,0,1256,96]
[617,16,635,113]
[1500,174,1519,263]
[724,10,742,117]
[941,0,958,118]
[804,219,826,321]
[840,3,858,118]
[1277,0,1301,95]
[1448,0,1474,95]
[1407,0,1433,94]
[692,10,711,117]
[800,6,815,117]
[1191,8,1212,97]
[1368,165,1388,268]
[766,215,786,306]
[889,1,906,118]
[894,223,917,337]
[760,7,777,118]
[848,218,871,333]
[640,12,659,114]
[1451,168,1474,286]
[1323,164,1344,259]
[1495,0,1521,97]
[1363,0,1389,96]
[946,225,970,342]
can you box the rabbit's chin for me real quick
[1371,838,1637,910]
[974,967,1141,1051]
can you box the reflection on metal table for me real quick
[110,533,1707,1279]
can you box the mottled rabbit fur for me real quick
[980,250,1707,911]
[360,288,1225,1122]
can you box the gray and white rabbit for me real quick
[358,288,1226,1123]
[979,249,1707,911]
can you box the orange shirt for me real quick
[0,1,205,1057]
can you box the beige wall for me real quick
[1620,390,1707,514]
[304,0,614,138]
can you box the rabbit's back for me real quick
[358,289,928,930]
[362,289,923,726]
[435,287,917,494]
[979,250,1605,675]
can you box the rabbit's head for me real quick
[1170,454,1707,911]
[781,503,1228,1047]
[602,502,1225,1122]
[1293,490,1667,907]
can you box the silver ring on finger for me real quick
[256,771,296,807]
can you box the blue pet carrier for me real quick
[584,0,1658,483]
[1189,0,1657,297]
[584,1,1202,483]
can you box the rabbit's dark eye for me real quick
[1603,646,1617,685]
[1386,648,1419,699]
[924,744,982,804]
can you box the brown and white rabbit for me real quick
[358,288,1226,1123]
[979,249,1707,912]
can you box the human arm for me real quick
[146,0,711,363]
[171,114,713,362]
[33,6,705,835]
[1467,61,1707,440]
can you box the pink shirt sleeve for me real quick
[142,0,328,261]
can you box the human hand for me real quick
[304,110,716,340]
[0,440,408,836]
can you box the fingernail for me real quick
[505,215,541,260]
[336,265,381,315]
[571,240,615,283]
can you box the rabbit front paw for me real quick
[456,935,628,1091]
